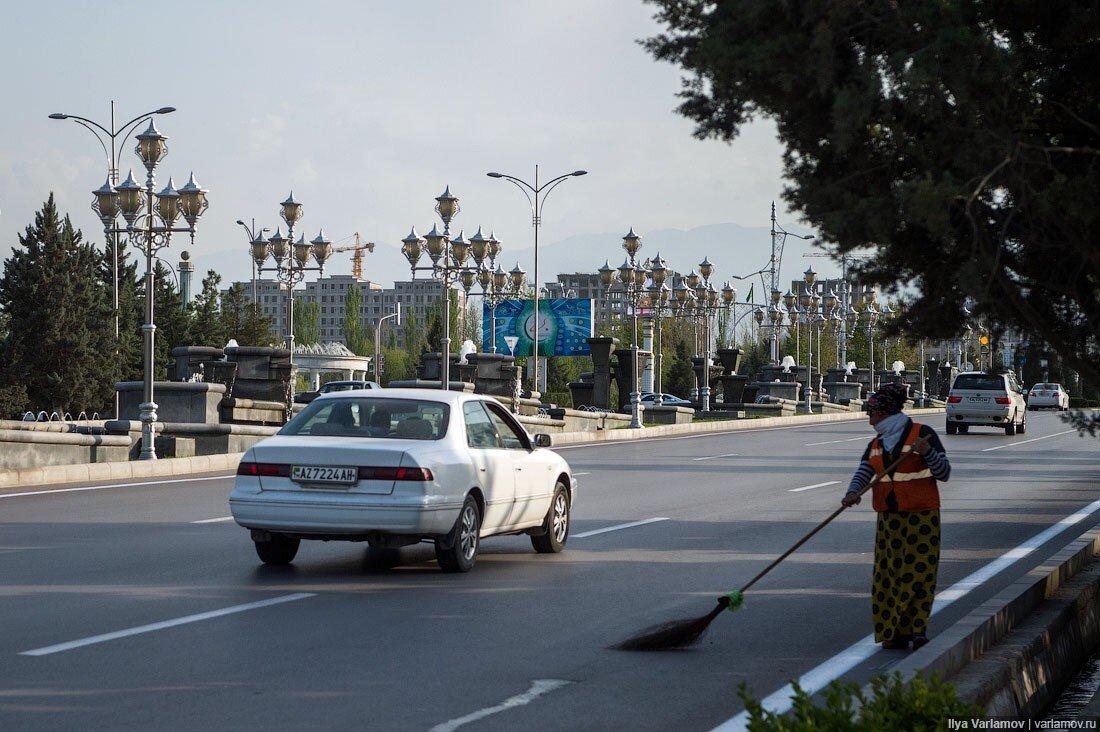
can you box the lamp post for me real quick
[249,192,333,416]
[487,166,587,395]
[647,254,671,405]
[236,219,269,303]
[52,102,176,418]
[464,229,507,354]
[402,187,472,393]
[92,120,208,458]
[609,229,647,429]
[863,295,879,392]
[689,257,720,412]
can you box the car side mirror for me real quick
[533,433,552,448]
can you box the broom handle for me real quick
[738,436,930,595]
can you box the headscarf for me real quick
[867,382,908,416]
[868,382,911,452]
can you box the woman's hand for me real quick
[841,492,861,508]
[914,436,932,456]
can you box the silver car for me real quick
[945,371,1028,435]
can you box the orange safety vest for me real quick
[868,422,940,512]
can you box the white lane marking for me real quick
[20,593,315,656]
[693,452,741,461]
[573,517,669,538]
[713,495,1100,731]
[789,480,840,493]
[0,474,234,500]
[981,429,1077,452]
[805,436,866,446]
[430,679,572,732]
[191,516,235,524]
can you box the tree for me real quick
[136,262,191,380]
[189,269,226,348]
[220,283,272,346]
[665,337,696,398]
[343,284,369,355]
[645,1,1100,392]
[293,299,320,346]
[0,195,118,414]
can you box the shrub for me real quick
[738,673,983,730]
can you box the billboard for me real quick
[484,298,593,356]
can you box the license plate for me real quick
[967,395,990,402]
[291,466,357,484]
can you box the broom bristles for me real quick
[613,601,727,651]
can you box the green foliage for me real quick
[379,346,414,385]
[188,269,226,348]
[425,290,460,353]
[739,673,982,730]
[138,262,191,380]
[343,284,369,355]
[544,355,585,406]
[220,284,272,346]
[293,299,320,346]
[0,194,119,414]
[665,337,696,398]
[645,0,1100,393]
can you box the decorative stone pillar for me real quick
[641,317,655,394]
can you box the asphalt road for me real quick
[0,410,1096,731]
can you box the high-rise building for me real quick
[226,275,465,349]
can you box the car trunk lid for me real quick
[252,436,414,494]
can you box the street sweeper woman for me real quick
[840,382,951,651]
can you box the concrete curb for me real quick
[884,529,1100,716]
[0,452,244,491]
[0,407,947,490]
[549,407,946,446]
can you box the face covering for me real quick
[873,412,910,452]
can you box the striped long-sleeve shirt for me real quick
[846,422,950,495]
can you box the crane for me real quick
[331,232,375,279]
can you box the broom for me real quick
[614,435,929,651]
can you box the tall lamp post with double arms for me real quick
[92,121,209,458]
[487,167,586,395]
[51,102,176,417]
[248,193,333,415]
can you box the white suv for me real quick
[1028,383,1070,411]
[946,371,1028,435]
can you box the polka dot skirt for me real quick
[872,509,940,643]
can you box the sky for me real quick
[0,0,833,289]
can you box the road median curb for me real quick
[550,407,946,446]
[883,528,1100,717]
[0,452,244,491]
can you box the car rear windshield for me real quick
[952,374,1005,391]
[1036,383,1059,390]
[280,398,449,440]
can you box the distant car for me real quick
[295,380,382,405]
[1027,383,1069,411]
[945,371,1028,435]
[620,393,693,412]
[229,389,576,572]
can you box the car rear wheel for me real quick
[1018,415,1027,434]
[436,495,480,573]
[254,534,300,565]
[532,482,570,554]
[1005,414,1017,436]
[946,422,958,435]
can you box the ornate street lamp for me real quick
[93,118,208,459]
[463,227,507,353]
[249,192,335,417]
[402,187,478,394]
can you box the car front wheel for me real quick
[254,534,300,565]
[532,482,571,554]
[436,495,480,573]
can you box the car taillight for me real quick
[994,397,1011,405]
[237,462,291,477]
[947,396,962,403]
[358,466,434,481]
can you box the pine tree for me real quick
[0,195,118,414]
[189,269,227,348]
[665,338,696,399]
[219,283,271,346]
[101,237,143,382]
[135,262,191,380]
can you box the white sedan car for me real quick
[229,389,576,572]
[1028,383,1070,410]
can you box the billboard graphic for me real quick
[485,298,593,356]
